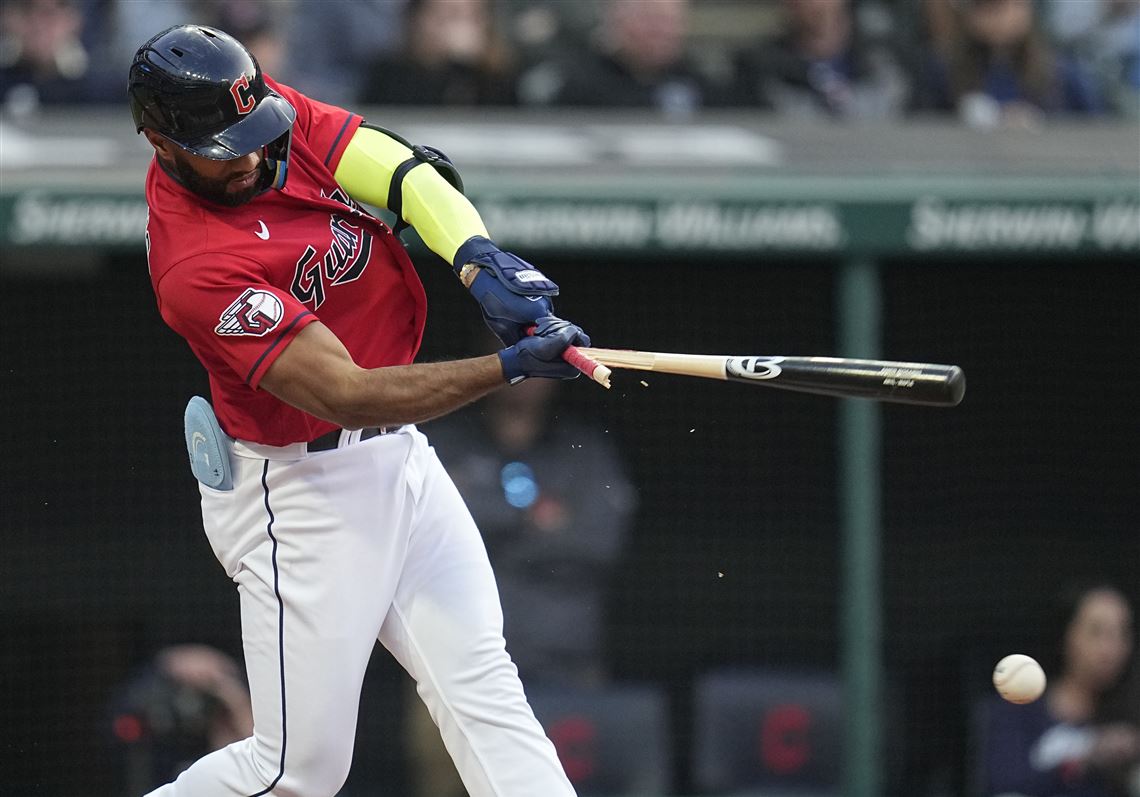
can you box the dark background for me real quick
[2,248,1137,794]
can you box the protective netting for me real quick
[3,252,1137,794]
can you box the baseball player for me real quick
[129,25,587,797]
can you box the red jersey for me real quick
[146,78,427,446]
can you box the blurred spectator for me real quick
[359,0,516,106]
[109,1,290,83]
[1044,0,1140,117]
[0,0,120,113]
[917,0,1104,128]
[284,0,406,105]
[501,0,597,68]
[107,644,253,795]
[518,0,729,116]
[407,376,637,796]
[729,0,913,119]
[108,0,194,77]
[429,377,636,686]
[979,584,1140,796]
[205,0,289,77]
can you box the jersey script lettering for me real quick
[290,190,374,309]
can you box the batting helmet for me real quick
[128,25,295,178]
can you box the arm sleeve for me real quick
[333,125,489,264]
[156,255,317,388]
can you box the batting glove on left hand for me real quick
[454,236,558,346]
[498,316,591,384]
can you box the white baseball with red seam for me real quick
[992,654,1046,704]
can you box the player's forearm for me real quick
[268,356,505,431]
[260,321,505,429]
[335,357,505,429]
[261,319,583,431]
[334,125,488,263]
[398,168,488,262]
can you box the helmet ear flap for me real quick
[268,160,287,190]
[265,128,292,189]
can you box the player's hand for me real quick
[454,236,558,346]
[498,315,590,384]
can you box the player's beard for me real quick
[170,155,270,208]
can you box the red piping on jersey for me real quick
[323,114,359,168]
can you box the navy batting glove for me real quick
[454,236,558,346]
[498,316,591,384]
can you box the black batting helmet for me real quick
[128,25,295,178]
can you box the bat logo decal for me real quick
[726,356,784,380]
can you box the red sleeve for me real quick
[156,254,318,388]
[266,76,362,174]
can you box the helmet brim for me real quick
[177,92,296,160]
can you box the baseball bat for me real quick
[573,348,966,406]
[561,345,612,388]
[524,325,612,388]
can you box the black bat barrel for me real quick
[724,357,966,406]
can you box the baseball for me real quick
[992,654,1046,704]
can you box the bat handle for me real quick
[525,326,612,389]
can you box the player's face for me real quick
[144,130,268,206]
[167,146,269,207]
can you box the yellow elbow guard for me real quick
[337,123,487,263]
[392,149,461,232]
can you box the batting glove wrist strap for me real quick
[457,237,559,346]
[497,347,529,385]
[453,236,559,297]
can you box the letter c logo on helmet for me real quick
[230,74,256,115]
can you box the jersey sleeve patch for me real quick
[156,255,317,390]
[215,288,286,337]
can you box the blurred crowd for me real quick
[1,0,1137,126]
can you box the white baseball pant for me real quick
[145,425,575,797]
